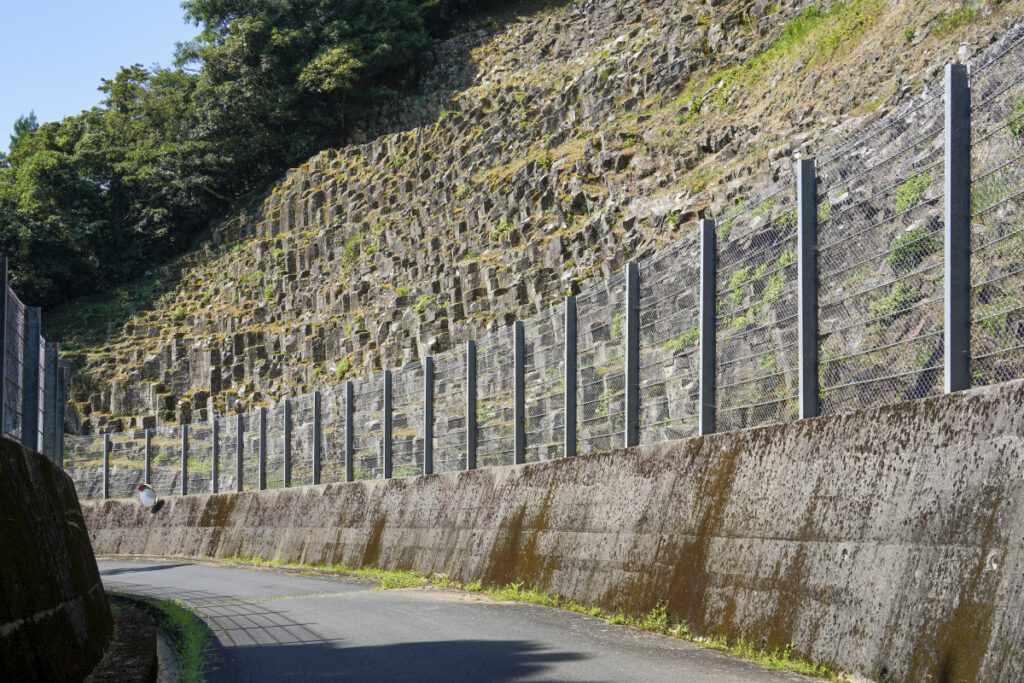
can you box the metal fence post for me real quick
[564,296,577,457]
[699,219,717,436]
[102,432,110,500]
[56,365,67,468]
[624,262,640,447]
[313,391,322,485]
[144,428,152,485]
[235,413,244,492]
[383,371,393,479]
[212,417,219,494]
[466,340,477,470]
[945,63,971,392]
[345,381,354,482]
[798,158,820,419]
[513,321,526,464]
[423,357,434,475]
[0,257,6,436]
[21,307,40,451]
[42,345,57,461]
[258,407,267,489]
[283,398,292,487]
[181,424,189,496]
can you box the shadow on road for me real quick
[100,563,193,576]
[201,595,588,681]
[212,639,587,681]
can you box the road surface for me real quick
[98,559,815,682]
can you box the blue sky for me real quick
[0,1,199,153]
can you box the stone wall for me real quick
[82,379,1024,681]
[0,440,112,682]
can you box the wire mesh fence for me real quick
[4,286,24,441]
[188,423,215,494]
[434,348,467,473]
[107,430,147,499]
[524,303,565,461]
[351,374,383,480]
[969,34,1024,385]
[150,425,182,495]
[392,361,424,477]
[577,272,626,454]
[57,37,1024,502]
[321,387,348,483]
[217,416,240,492]
[289,394,317,486]
[715,182,800,430]
[240,410,262,491]
[818,92,946,415]
[638,240,701,443]
[476,327,515,467]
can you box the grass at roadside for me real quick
[108,589,213,683]
[211,555,844,680]
[150,598,213,682]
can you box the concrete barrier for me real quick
[1,440,112,682]
[82,379,1024,681]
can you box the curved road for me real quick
[98,559,814,682]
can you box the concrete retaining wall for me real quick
[82,380,1024,681]
[1,440,112,682]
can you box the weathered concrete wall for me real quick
[82,379,1024,681]
[1,440,112,682]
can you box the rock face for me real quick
[0,439,112,682]
[81,377,1024,682]
[61,0,1024,431]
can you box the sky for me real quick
[0,1,199,153]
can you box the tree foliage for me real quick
[0,0,483,307]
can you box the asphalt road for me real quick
[98,559,814,682]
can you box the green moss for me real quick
[869,281,924,323]
[886,224,941,274]
[930,7,978,38]
[664,329,699,351]
[894,171,933,212]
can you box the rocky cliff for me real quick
[56,0,1023,432]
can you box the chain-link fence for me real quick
[59,36,1024,503]
[150,425,182,495]
[392,361,424,477]
[289,394,317,486]
[434,348,466,473]
[476,327,515,467]
[818,91,945,414]
[638,240,701,443]
[969,34,1024,385]
[351,374,382,480]
[577,272,626,454]
[524,303,565,461]
[4,286,24,441]
[715,182,800,431]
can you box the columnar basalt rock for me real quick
[61,0,1024,432]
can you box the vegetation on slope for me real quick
[0,0,488,308]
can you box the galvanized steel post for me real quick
[258,407,267,490]
[313,391,322,485]
[283,399,292,487]
[211,418,219,493]
[235,413,244,492]
[383,370,393,479]
[466,340,477,470]
[423,357,434,475]
[798,158,820,419]
[945,63,972,392]
[144,428,152,485]
[102,432,110,500]
[564,296,577,457]
[345,381,354,482]
[699,219,717,436]
[42,345,58,461]
[21,307,41,451]
[181,424,189,496]
[624,262,640,447]
[513,321,526,464]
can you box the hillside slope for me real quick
[53,0,1023,432]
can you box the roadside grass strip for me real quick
[150,598,213,683]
